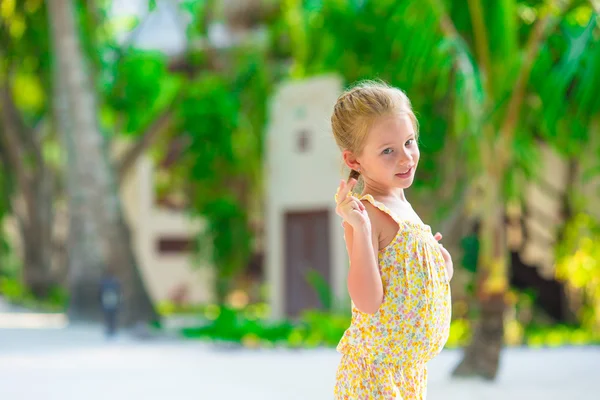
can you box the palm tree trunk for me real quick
[453,173,507,380]
[453,292,505,380]
[47,0,157,325]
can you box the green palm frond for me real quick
[530,12,599,154]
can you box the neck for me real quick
[362,183,408,203]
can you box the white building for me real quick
[265,75,349,318]
[117,146,213,305]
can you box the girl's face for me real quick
[349,113,419,191]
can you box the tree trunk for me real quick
[0,83,55,297]
[47,0,158,325]
[453,293,505,380]
[453,175,507,380]
[20,172,55,297]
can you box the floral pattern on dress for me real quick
[334,194,452,400]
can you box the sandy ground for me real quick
[0,324,598,400]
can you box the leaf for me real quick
[0,0,16,20]
[12,71,45,113]
[305,269,333,310]
[532,14,598,148]
[461,234,479,273]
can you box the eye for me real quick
[382,148,393,155]
[405,139,415,146]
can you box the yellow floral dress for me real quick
[334,194,452,399]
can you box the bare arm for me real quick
[336,179,383,314]
[343,219,383,314]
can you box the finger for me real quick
[339,179,356,202]
[338,179,346,195]
[335,179,343,196]
[347,196,365,211]
[337,179,351,204]
[347,178,357,193]
[434,232,442,241]
[344,197,363,211]
[343,199,360,213]
[341,198,361,214]
[336,180,347,204]
[340,194,359,206]
[340,196,354,207]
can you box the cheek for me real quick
[413,147,420,163]
[384,154,399,166]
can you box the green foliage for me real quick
[0,276,29,301]
[175,300,600,349]
[530,11,600,156]
[555,213,600,332]
[288,309,351,348]
[0,276,67,311]
[105,50,180,135]
[460,233,479,273]
[0,0,51,118]
[0,162,15,277]
[445,318,472,348]
[171,46,271,302]
[177,73,250,301]
[525,324,600,347]
[305,269,333,311]
[180,303,350,348]
[0,236,21,280]
[181,304,296,345]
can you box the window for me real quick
[296,129,310,152]
[156,237,195,254]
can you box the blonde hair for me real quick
[331,80,418,181]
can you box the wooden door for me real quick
[284,210,331,317]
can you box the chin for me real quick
[393,175,415,189]
[399,181,414,189]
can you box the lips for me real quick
[396,167,413,179]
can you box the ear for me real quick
[342,150,361,172]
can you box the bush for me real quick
[181,304,296,346]
[0,276,67,312]
[176,301,600,350]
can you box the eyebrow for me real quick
[378,135,416,149]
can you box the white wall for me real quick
[265,75,348,319]
[120,155,214,305]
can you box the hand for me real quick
[335,179,370,230]
[434,232,454,281]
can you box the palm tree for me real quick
[46,0,157,325]
[430,0,600,379]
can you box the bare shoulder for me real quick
[360,200,382,228]
[360,198,399,250]
[360,199,384,240]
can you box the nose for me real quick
[399,146,413,164]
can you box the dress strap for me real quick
[358,194,401,223]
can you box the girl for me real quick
[332,81,453,399]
